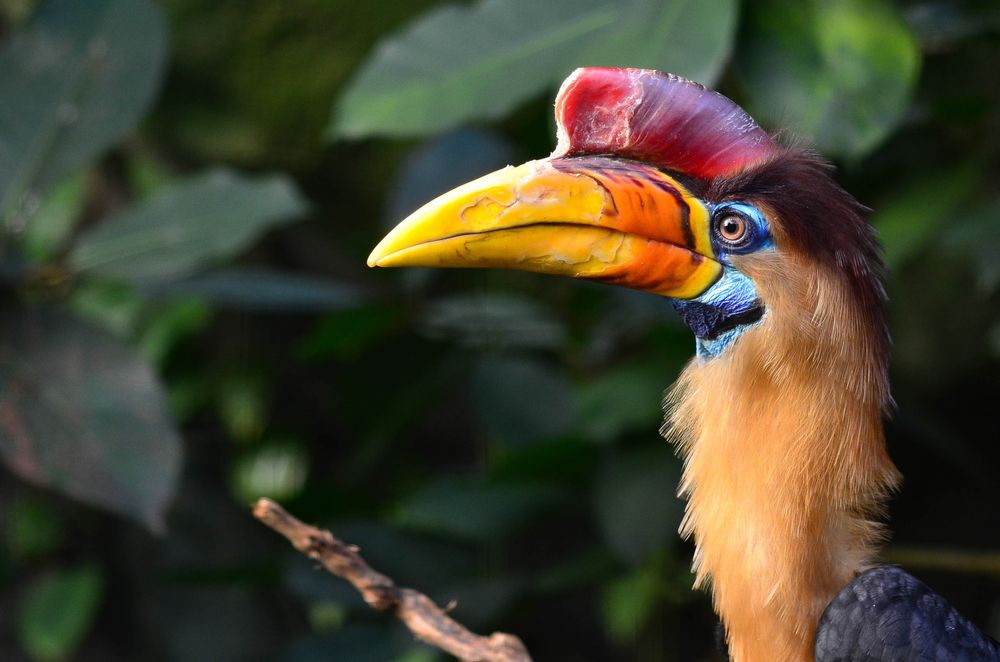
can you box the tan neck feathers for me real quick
[664,254,900,662]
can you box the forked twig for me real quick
[252,498,531,662]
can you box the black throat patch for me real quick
[671,299,764,341]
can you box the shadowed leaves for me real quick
[0,307,181,530]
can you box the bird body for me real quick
[369,67,998,661]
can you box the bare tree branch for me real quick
[252,498,532,662]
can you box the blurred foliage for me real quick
[737,0,921,159]
[331,0,737,138]
[0,0,998,660]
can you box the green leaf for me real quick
[738,0,920,159]
[297,305,401,361]
[136,298,211,366]
[68,280,142,337]
[5,497,62,561]
[600,565,659,643]
[470,356,574,445]
[69,169,307,283]
[0,0,167,229]
[217,369,268,443]
[330,0,737,138]
[17,565,104,662]
[230,441,309,503]
[575,361,666,444]
[0,308,181,531]
[394,476,567,541]
[594,445,683,564]
[21,172,85,261]
[874,165,980,270]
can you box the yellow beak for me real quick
[368,156,722,299]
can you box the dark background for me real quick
[0,0,998,660]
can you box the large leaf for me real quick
[331,0,737,138]
[0,0,167,228]
[0,308,181,530]
[738,0,920,159]
[69,169,307,282]
[17,565,104,662]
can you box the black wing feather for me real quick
[815,566,1000,661]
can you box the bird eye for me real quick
[715,213,750,246]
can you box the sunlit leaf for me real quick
[739,0,920,158]
[17,565,104,662]
[69,169,307,282]
[0,307,181,530]
[594,445,683,564]
[230,441,309,503]
[140,268,364,312]
[217,368,268,444]
[471,355,573,445]
[331,0,737,138]
[305,601,347,634]
[0,0,167,229]
[394,476,567,541]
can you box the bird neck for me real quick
[665,264,900,662]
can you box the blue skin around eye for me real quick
[708,202,773,256]
[672,202,771,359]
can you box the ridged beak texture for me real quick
[367,156,722,300]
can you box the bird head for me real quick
[369,67,886,364]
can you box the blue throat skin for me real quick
[672,201,772,358]
[672,267,765,358]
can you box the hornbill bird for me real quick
[368,68,1000,661]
